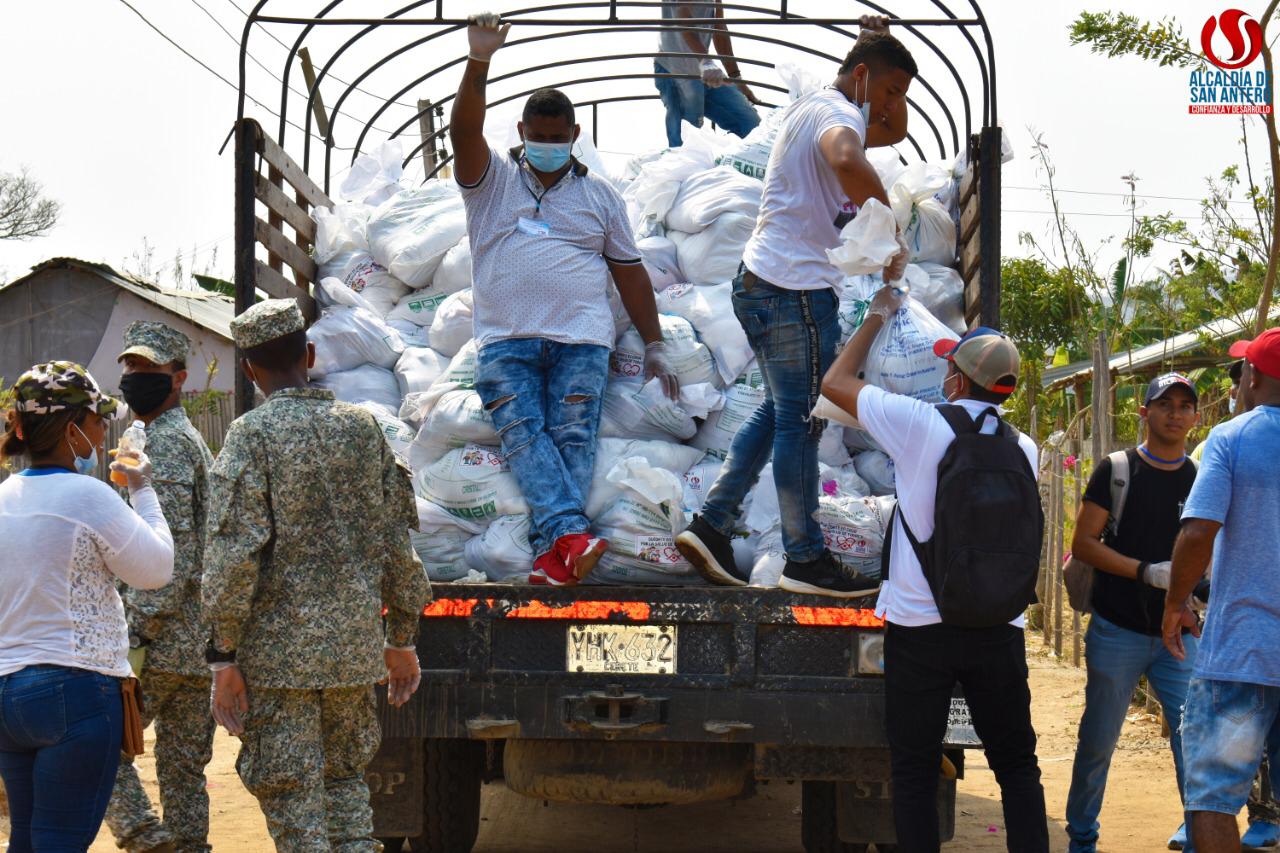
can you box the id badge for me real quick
[517,216,551,237]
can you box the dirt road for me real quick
[0,648,1249,851]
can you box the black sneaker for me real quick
[779,551,881,598]
[676,515,748,586]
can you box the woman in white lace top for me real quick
[0,362,173,852]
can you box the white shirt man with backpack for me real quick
[1064,373,1202,853]
[821,286,1049,853]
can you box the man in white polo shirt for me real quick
[676,29,915,596]
[821,288,1050,852]
[450,14,678,586]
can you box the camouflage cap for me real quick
[13,361,120,418]
[230,298,306,350]
[117,320,191,366]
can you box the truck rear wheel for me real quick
[407,738,483,853]
[503,739,750,806]
[801,781,866,853]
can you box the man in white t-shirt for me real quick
[821,286,1050,852]
[676,30,916,596]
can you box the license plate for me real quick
[944,697,981,746]
[566,624,677,675]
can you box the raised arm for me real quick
[820,287,904,419]
[450,13,510,186]
[819,125,891,209]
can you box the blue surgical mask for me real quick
[1229,395,1238,415]
[856,74,872,127]
[70,422,99,477]
[523,139,572,173]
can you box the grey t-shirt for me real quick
[459,147,641,350]
[658,2,716,77]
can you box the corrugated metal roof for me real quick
[1041,302,1280,391]
[1,258,234,341]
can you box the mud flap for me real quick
[836,777,956,844]
[367,737,424,837]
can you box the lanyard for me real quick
[519,155,572,216]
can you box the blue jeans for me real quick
[1182,677,1280,815]
[1065,614,1199,852]
[699,266,839,562]
[0,665,124,853]
[475,338,610,556]
[654,61,761,147]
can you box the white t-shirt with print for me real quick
[855,386,1038,628]
[742,87,867,291]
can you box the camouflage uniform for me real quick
[202,299,432,852]
[105,322,218,853]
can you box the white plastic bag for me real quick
[413,444,528,524]
[614,314,718,387]
[669,212,755,286]
[715,107,786,181]
[386,319,430,349]
[853,449,896,496]
[308,279,405,378]
[664,165,762,233]
[589,457,698,586]
[314,364,402,415]
[410,528,473,581]
[585,438,704,518]
[820,494,894,580]
[432,238,473,295]
[818,423,852,468]
[600,380,721,442]
[637,235,683,292]
[656,282,752,386]
[623,121,730,231]
[325,254,410,318]
[463,514,533,581]
[388,289,451,329]
[912,262,966,334]
[340,139,404,207]
[859,295,953,402]
[681,453,723,515]
[314,203,371,265]
[826,198,900,276]
[400,340,478,427]
[890,164,958,266]
[691,362,765,459]
[356,401,415,462]
[395,346,450,400]
[428,289,474,357]
[411,389,499,469]
[366,183,467,288]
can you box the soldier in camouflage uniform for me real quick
[201,299,432,852]
[104,321,217,853]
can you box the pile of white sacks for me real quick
[305,67,982,587]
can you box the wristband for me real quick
[208,661,237,673]
[467,54,491,63]
[1136,561,1150,586]
[385,643,417,652]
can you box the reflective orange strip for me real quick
[505,600,651,621]
[423,599,479,618]
[791,606,885,627]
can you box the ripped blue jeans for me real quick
[475,338,610,556]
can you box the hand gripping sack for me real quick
[888,405,1043,628]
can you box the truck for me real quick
[231,3,1004,851]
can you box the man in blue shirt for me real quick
[1165,326,1280,853]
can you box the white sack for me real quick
[820,494,895,580]
[400,340,478,426]
[637,235,683,292]
[826,198,901,276]
[656,282,752,386]
[669,211,756,286]
[411,388,499,469]
[691,362,765,459]
[314,204,371,265]
[818,423,852,468]
[860,296,953,402]
[410,528,473,582]
[395,347,450,400]
[366,183,467,288]
[623,121,730,231]
[340,139,404,207]
[387,289,451,329]
[889,164,958,266]
[356,401,415,462]
[413,444,528,524]
[681,453,722,516]
[913,262,966,334]
[750,529,786,587]
[333,255,411,318]
[600,380,721,442]
[664,165,762,233]
[313,364,401,414]
[428,289,474,357]
[432,238,473,295]
[589,458,698,586]
[463,514,533,581]
[586,438,703,518]
[308,278,404,378]
[386,319,430,349]
[854,449,896,496]
[614,314,718,387]
[715,106,786,181]
[820,461,869,499]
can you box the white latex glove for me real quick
[110,449,153,492]
[883,233,910,283]
[466,12,510,61]
[867,285,905,323]
[700,59,727,87]
[1142,560,1172,590]
[644,341,680,400]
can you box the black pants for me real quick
[885,622,1049,853]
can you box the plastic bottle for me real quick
[111,420,147,486]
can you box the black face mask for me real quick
[119,372,174,416]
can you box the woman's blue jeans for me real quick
[0,664,124,853]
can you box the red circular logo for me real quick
[1202,10,1263,70]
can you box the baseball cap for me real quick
[12,361,120,419]
[1144,372,1198,406]
[231,298,306,350]
[1228,327,1280,380]
[932,326,1020,394]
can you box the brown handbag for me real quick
[121,677,146,757]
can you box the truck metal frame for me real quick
[232,3,1002,850]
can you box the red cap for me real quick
[1228,327,1280,381]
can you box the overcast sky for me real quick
[1,0,1271,288]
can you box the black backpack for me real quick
[882,404,1044,628]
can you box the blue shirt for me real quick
[1182,404,1280,687]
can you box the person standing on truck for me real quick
[654,1,761,147]
[450,13,680,586]
[1063,373,1202,853]
[821,304,1051,852]
[104,322,217,853]
[676,29,915,597]
[201,299,432,852]
[1164,327,1280,853]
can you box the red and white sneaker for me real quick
[554,532,608,584]
[528,550,563,585]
